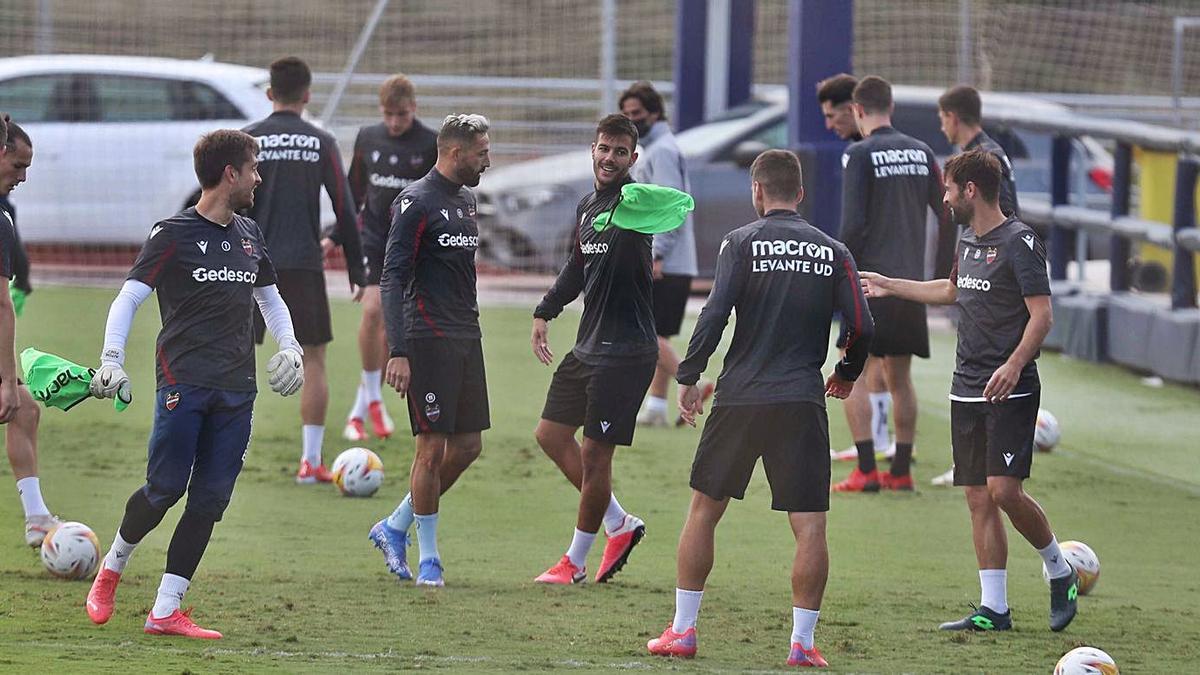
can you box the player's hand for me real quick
[0,379,21,423]
[91,362,133,405]
[320,237,336,256]
[677,383,703,427]
[350,284,366,303]
[531,318,554,365]
[652,258,665,280]
[385,356,411,397]
[859,271,891,298]
[983,361,1021,403]
[825,372,854,399]
[267,348,304,397]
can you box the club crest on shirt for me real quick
[410,155,424,167]
[986,247,997,264]
[165,391,181,411]
[242,238,254,256]
[468,204,476,217]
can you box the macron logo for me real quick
[197,240,208,254]
[600,421,611,433]
[1022,235,1036,250]
[1003,452,1015,466]
[149,225,164,239]
[399,198,413,214]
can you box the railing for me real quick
[979,107,1200,309]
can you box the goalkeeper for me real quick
[530,114,692,585]
[85,130,304,640]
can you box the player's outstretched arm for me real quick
[861,272,957,306]
[91,279,152,405]
[323,136,367,295]
[984,295,1052,403]
[0,277,20,422]
[832,250,874,387]
[676,234,746,419]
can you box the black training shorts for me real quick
[652,274,692,338]
[540,352,655,447]
[690,401,831,512]
[951,391,1039,486]
[405,338,491,436]
[866,295,929,358]
[254,269,332,347]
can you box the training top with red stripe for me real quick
[126,208,278,392]
[676,209,874,408]
[381,168,481,358]
[243,110,366,286]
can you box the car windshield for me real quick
[677,104,782,157]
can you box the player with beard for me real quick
[529,114,667,585]
[860,150,1078,634]
[331,74,438,443]
[368,114,491,588]
[86,130,305,638]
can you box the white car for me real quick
[0,55,273,244]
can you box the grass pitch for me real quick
[1,287,1197,673]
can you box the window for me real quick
[751,120,788,148]
[91,75,173,122]
[176,81,242,120]
[0,75,76,122]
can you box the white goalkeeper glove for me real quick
[91,362,132,405]
[267,348,304,397]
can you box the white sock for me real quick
[151,573,189,619]
[302,425,324,465]
[414,513,439,562]
[102,532,137,574]
[869,392,892,450]
[602,494,627,534]
[387,493,415,533]
[1038,536,1072,578]
[644,396,667,414]
[672,588,704,633]
[15,477,49,518]
[565,528,596,569]
[791,607,820,649]
[363,370,383,403]
[979,569,1009,614]
[349,383,368,421]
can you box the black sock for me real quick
[855,440,876,473]
[117,489,170,545]
[891,442,914,477]
[165,510,216,580]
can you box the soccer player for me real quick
[860,149,1078,633]
[530,114,662,585]
[931,84,1023,487]
[244,56,367,483]
[330,74,437,442]
[816,73,895,460]
[619,82,706,428]
[367,114,491,588]
[86,130,305,639]
[646,150,873,666]
[0,116,61,546]
[833,76,950,493]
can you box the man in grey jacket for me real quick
[620,82,707,427]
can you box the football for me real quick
[1035,408,1061,452]
[332,447,384,497]
[1054,646,1119,674]
[1043,540,1101,594]
[40,521,101,580]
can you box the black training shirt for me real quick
[964,131,1020,218]
[950,217,1050,399]
[345,120,438,250]
[676,209,873,407]
[243,111,365,285]
[841,126,951,280]
[534,175,658,366]
[381,169,482,357]
[127,208,277,392]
